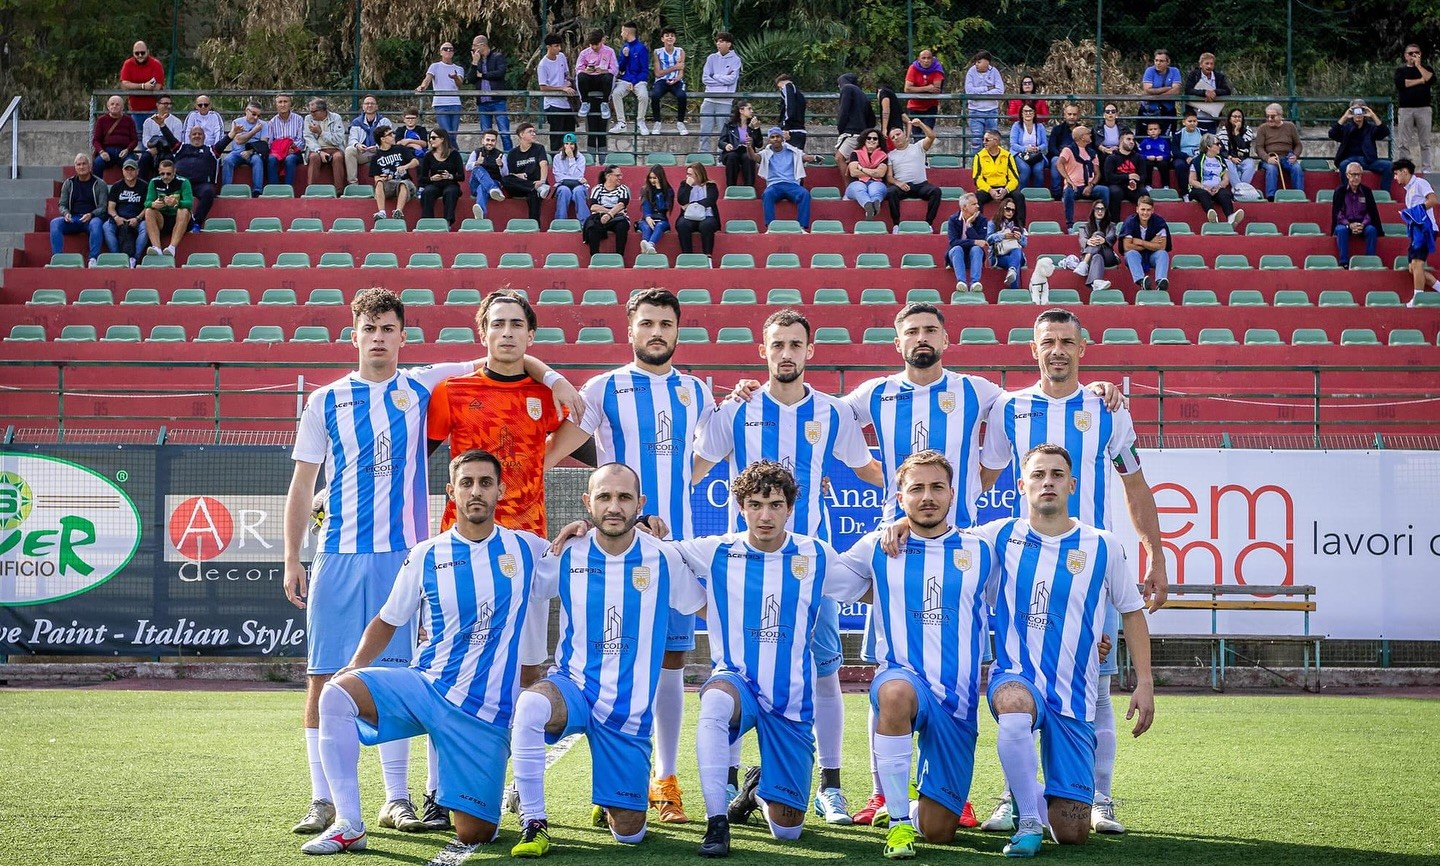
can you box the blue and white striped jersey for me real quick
[979,385,1141,530]
[579,364,715,539]
[378,525,556,725]
[975,518,1143,722]
[676,532,865,723]
[294,363,473,553]
[844,370,1002,527]
[835,528,997,721]
[545,531,706,737]
[694,385,872,541]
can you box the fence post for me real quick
[168,0,181,88]
[907,0,914,65]
[1286,0,1297,117]
[352,0,363,113]
[1094,0,1104,114]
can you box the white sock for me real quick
[868,702,883,795]
[729,736,742,773]
[997,713,1043,824]
[317,683,363,826]
[512,690,551,822]
[873,732,914,824]
[612,825,647,844]
[306,727,332,801]
[654,667,685,779]
[1093,675,1117,801]
[696,689,736,818]
[765,808,803,840]
[426,737,440,794]
[378,738,410,803]
[814,672,844,776]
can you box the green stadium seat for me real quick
[1340,328,1380,345]
[1288,222,1322,236]
[533,328,565,344]
[577,327,615,344]
[444,289,482,305]
[720,253,755,268]
[543,252,580,269]
[644,152,677,166]
[93,253,131,268]
[1007,327,1034,344]
[906,289,944,304]
[1150,327,1189,345]
[1048,289,1082,305]
[1388,329,1426,346]
[302,184,336,199]
[1273,189,1308,203]
[1244,328,1283,345]
[538,289,574,305]
[1172,254,1207,269]
[1198,328,1237,345]
[634,253,669,268]
[814,288,850,304]
[766,288,803,304]
[861,288,897,304]
[225,252,264,268]
[582,289,618,305]
[678,327,710,343]
[900,254,936,268]
[247,217,282,232]
[213,289,251,305]
[1101,328,1141,345]
[260,184,294,198]
[863,327,897,344]
[960,327,999,345]
[1200,222,1236,236]
[437,327,475,344]
[452,253,489,268]
[244,326,285,343]
[329,218,365,233]
[307,289,344,306]
[147,325,186,343]
[413,218,450,232]
[897,221,932,234]
[505,219,540,233]
[1272,290,1311,306]
[1259,254,1296,269]
[319,252,354,268]
[1146,187,1180,201]
[608,152,638,166]
[1349,255,1384,271]
[1228,290,1266,306]
[717,327,754,344]
[342,183,373,198]
[362,252,399,268]
[1290,328,1330,345]
[589,254,625,268]
[811,253,846,268]
[1215,254,1251,269]
[28,289,66,305]
[48,253,84,268]
[998,289,1032,304]
[941,186,964,201]
[1319,290,1356,307]
[810,219,844,234]
[336,327,353,342]
[499,253,534,268]
[1166,221,1193,235]
[75,289,114,305]
[372,218,407,233]
[814,327,851,344]
[169,289,207,305]
[1245,222,1280,236]
[1029,221,1063,235]
[856,253,890,268]
[1088,289,1126,305]
[675,253,712,268]
[683,153,715,165]
[291,326,331,343]
[676,289,712,304]
[102,325,142,343]
[723,186,756,200]
[929,155,963,168]
[219,184,251,198]
[767,220,804,234]
[949,291,987,304]
[407,253,444,269]
[204,217,236,233]
[1135,290,1174,305]
[548,219,582,233]
[288,218,323,232]
[1182,290,1219,306]
[400,289,434,306]
[725,219,758,234]
[765,253,801,268]
[811,187,841,201]
[260,289,297,305]
[1303,255,1340,270]
[1371,190,1393,203]
[195,325,234,342]
[1020,187,1054,201]
[1365,290,1402,307]
[1301,158,1332,171]
[1393,255,1414,270]
[721,289,758,304]
[5,325,46,342]
[853,220,887,234]
[459,218,494,232]
[121,289,161,305]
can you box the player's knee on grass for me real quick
[453,811,499,846]
[990,681,1037,718]
[917,799,959,844]
[608,807,647,839]
[875,679,918,732]
[766,801,806,830]
[1049,797,1091,845]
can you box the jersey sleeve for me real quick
[970,519,1010,607]
[378,549,426,626]
[841,379,877,428]
[831,403,875,469]
[411,361,476,393]
[1102,532,1145,614]
[426,379,454,442]
[970,374,1004,418]
[693,399,737,463]
[670,536,721,579]
[665,548,708,615]
[528,534,560,601]
[830,534,877,602]
[292,393,329,464]
[979,393,1014,471]
[1106,404,1142,476]
[576,375,607,436]
[691,378,717,442]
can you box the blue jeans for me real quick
[948,245,984,284]
[1338,157,1393,194]
[433,106,461,145]
[639,217,670,245]
[468,169,500,216]
[1125,249,1170,283]
[762,181,811,227]
[1016,157,1045,188]
[93,148,133,175]
[50,216,105,259]
[1334,223,1378,266]
[993,249,1025,287]
[1062,185,1110,228]
[475,100,512,149]
[967,108,999,153]
[554,182,589,221]
[223,149,265,192]
[1262,158,1305,198]
[846,179,887,207]
[102,218,147,258]
[1049,156,1066,197]
[267,152,303,185]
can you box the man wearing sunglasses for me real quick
[119,41,162,127]
[1395,45,1434,175]
[183,95,225,149]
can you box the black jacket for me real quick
[836,73,875,134]
[1330,183,1385,234]
[1328,117,1390,164]
[677,181,721,222]
[465,50,509,97]
[778,81,807,131]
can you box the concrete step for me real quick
[0,211,39,231]
[0,178,57,198]
[15,165,64,181]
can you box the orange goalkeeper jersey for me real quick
[427,368,563,535]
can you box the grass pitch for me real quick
[0,689,1435,866]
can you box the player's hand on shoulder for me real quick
[879,517,913,556]
[1089,380,1128,412]
[549,518,591,554]
[637,514,670,539]
[728,378,761,402]
[550,376,585,424]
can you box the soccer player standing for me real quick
[299,449,556,855]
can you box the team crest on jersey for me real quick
[953,549,972,571]
[526,397,544,420]
[938,392,957,414]
[804,420,823,444]
[791,556,810,578]
[631,566,652,591]
[1066,549,1088,574]
[390,390,412,411]
[1073,411,1092,432]
[498,554,518,578]
[676,388,692,407]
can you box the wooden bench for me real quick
[1132,584,1324,691]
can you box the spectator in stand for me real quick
[946,193,990,293]
[987,197,1029,290]
[1137,120,1173,191]
[1189,133,1244,226]
[1171,109,1204,199]
[173,125,219,230]
[1395,45,1434,175]
[183,96,224,149]
[1254,102,1305,200]
[1007,75,1050,123]
[1064,199,1117,291]
[395,108,430,165]
[776,72,807,149]
[143,158,191,258]
[93,95,139,176]
[700,32,742,152]
[1047,103,1082,198]
[538,35,577,151]
[118,41,162,126]
[371,126,420,221]
[637,165,675,254]
[964,50,1005,152]
[876,80,906,142]
[1396,158,1439,305]
[1102,128,1146,208]
[502,122,551,223]
[1331,161,1383,269]
[1217,107,1258,189]
[972,129,1025,223]
[104,158,148,266]
[1058,124,1109,230]
[221,100,268,197]
[419,129,464,227]
[304,98,348,189]
[885,118,943,229]
[834,72,876,178]
[583,164,631,256]
[904,49,946,136]
[267,94,305,185]
[651,27,688,135]
[343,95,391,187]
[718,101,761,186]
[1119,195,1172,292]
[551,133,589,221]
[50,153,107,265]
[1139,48,1183,134]
[1095,103,1123,156]
[465,129,506,218]
[416,42,465,145]
[845,129,889,218]
[467,35,512,149]
[575,29,618,156]
[1183,52,1232,133]
[759,126,815,229]
[1330,99,1393,193]
[1010,104,1049,189]
[140,96,183,175]
[610,22,651,135]
[676,162,722,258]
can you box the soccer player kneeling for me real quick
[973,444,1155,857]
[300,450,555,855]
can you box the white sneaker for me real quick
[813,787,853,825]
[472,203,483,220]
[148,246,163,257]
[537,183,552,199]
[1005,267,1018,287]
[377,797,426,832]
[1206,208,1219,223]
[980,796,1016,833]
[300,819,367,854]
[87,258,97,268]
[892,226,902,234]
[675,121,689,136]
[489,187,505,202]
[600,104,612,120]
[1091,797,1125,834]
[609,122,627,134]
[576,106,589,119]
[651,122,665,135]
[374,210,387,221]
[638,120,651,135]
[970,281,984,292]
[128,257,136,269]
[163,245,176,257]
[1092,279,1112,291]
[640,240,655,255]
[1230,208,1245,226]
[955,280,966,294]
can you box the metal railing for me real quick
[2,96,21,180]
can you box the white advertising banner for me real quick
[1110,450,1440,640]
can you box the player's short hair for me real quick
[715,31,735,43]
[622,20,639,31]
[516,121,536,136]
[589,462,641,494]
[731,460,798,508]
[450,448,503,480]
[351,287,405,326]
[1021,442,1073,472]
[626,287,681,320]
[1034,308,1082,332]
[544,33,562,47]
[895,301,945,329]
[1135,194,1156,208]
[896,449,953,486]
[1395,158,1417,175]
[763,308,811,341]
[661,26,677,37]
[477,288,536,332]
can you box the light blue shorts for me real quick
[986,673,1097,804]
[307,550,414,675]
[1098,604,1120,677]
[547,674,652,812]
[667,610,696,652]
[870,667,978,817]
[707,671,815,813]
[812,597,844,678]
[353,666,508,822]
